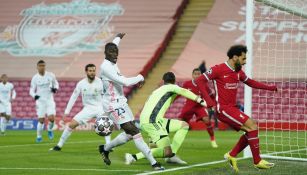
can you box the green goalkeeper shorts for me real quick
[141,121,168,143]
[141,118,186,143]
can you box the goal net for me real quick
[250,0,307,161]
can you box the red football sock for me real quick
[205,122,215,141]
[246,130,261,164]
[229,134,248,157]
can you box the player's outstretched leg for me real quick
[108,121,164,170]
[100,132,131,165]
[50,120,79,151]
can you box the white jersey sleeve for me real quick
[11,84,16,100]
[64,82,81,115]
[112,37,121,46]
[102,67,144,87]
[50,72,59,89]
[29,76,37,98]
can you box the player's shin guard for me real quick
[57,126,73,147]
[229,134,248,157]
[37,122,44,138]
[0,117,7,133]
[246,130,261,164]
[171,125,189,153]
[133,133,157,165]
[104,132,131,151]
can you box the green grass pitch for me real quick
[0,130,306,175]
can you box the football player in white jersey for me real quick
[99,33,164,170]
[0,74,16,135]
[50,64,109,151]
[30,60,59,143]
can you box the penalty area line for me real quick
[0,167,141,172]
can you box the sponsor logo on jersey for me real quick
[0,0,124,57]
[224,83,239,89]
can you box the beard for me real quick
[87,75,95,81]
[234,61,242,72]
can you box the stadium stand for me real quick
[0,0,186,118]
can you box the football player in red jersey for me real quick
[195,45,277,172]
[178,68,218,148]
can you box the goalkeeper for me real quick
[125,72,212,165]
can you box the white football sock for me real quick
[104,132,131,151]
[37,122,44,138]
[105,135,111,144]
[47,121,54,132]
[57,126,73,148]
[133,133,157,165]
[0,117,7,133]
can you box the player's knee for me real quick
[69,120,79,129]
[249,120,258,131]
[243,119,258,132]
[202,117,210,124]
[164,146,174,158]
[121,122,140,136]
[181,121,189,129]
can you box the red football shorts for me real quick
[217,106,249,131]
[179,104,208,122]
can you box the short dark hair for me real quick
[85,64,96,71]
[162,72,176,84]
[105,42,118,52]
[192,68,201,73]
[227,45,247,59]
[37,60,45,65]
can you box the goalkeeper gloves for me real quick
[196,96,207,107]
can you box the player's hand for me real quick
[34,95,40,100]
[196,97,207,107]
[116,33,126,39]
[199,100,207,107]
[51,88,58,93]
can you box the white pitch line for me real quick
[0,167,140,172]
[136,157,248,175]
[137,159,226,175]
[0,140,101,148]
